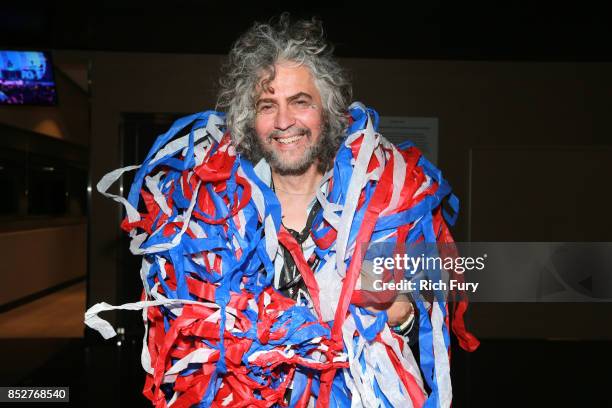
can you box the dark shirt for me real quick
[274,201,321,303]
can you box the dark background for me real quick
[2,2,612,61]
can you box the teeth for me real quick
[277,135,302,144]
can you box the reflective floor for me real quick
[0,279,149,407]
[0,281,86,339]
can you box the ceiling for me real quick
[1,2,611,61]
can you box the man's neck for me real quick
[271,164,323,232]
[271,164,323,196]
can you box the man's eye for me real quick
[293,99,310,107]
[257,104,275,113]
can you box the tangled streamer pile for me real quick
[85,103,478,408]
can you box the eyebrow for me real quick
[255,98,276,108]
[287,92,312,103]
[256,92,313,107]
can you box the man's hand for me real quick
[366,294,414,327]
[385,295,415,326]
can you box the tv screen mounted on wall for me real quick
[0,50,58,106]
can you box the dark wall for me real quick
[0,54,89,306]
[89,52,223,326]
[349,59,612,241]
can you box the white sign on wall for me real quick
[378,117,439,165]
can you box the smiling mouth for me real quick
[275,134,304,144]
[270,129,309,145]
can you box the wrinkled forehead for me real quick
[254,61,320,99]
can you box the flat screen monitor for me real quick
[0,50,58,106]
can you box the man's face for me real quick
[253,63,325,175]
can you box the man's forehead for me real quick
[255,63,318,99]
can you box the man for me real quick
[87,13,477,408]
[216,14,415,332]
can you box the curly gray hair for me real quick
[216,14,352,171]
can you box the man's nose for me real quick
[274,105,296,130]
